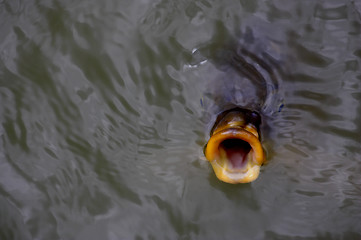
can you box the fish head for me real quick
[205,109,265,183]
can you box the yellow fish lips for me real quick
[205,127,265,184]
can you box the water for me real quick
[0,0,360,239]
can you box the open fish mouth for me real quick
[204,109,265,183]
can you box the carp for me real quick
[198,27,285,183]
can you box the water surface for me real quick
[0,0,360,239]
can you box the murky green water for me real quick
[1,0,360,239]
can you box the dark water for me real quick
[1,0,361,239]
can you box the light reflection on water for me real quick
[0,0,360,239]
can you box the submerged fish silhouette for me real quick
[199,26,284,184]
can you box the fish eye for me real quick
[250,111,261,124]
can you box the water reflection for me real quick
[0,0,361,239]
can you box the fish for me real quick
[197,26,285,184]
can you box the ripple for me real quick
[287,103,343,121]
[293,90,342,105]
[293,43,334,68]
[295,189,324,197]
[314,4,348,20]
